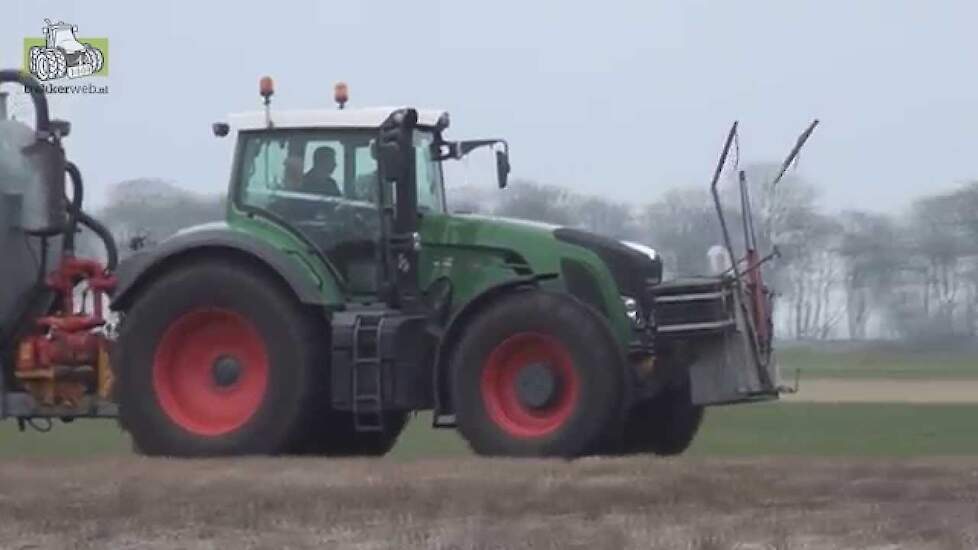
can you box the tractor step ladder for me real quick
[351,314,385,432]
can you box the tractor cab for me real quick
[43,21,86,53]
[217,80,508,301]
[224,108,445,295]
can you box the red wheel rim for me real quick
[480,332,580,439]
[152,308,269,436]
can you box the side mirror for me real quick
[495,149,510,189]
[445,138,511,188]
[212,122,229,138]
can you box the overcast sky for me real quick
[3,1,977,212]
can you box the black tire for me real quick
[116,259,325,457]
[48,50,66,79]
[34,53,52,81]
[450,290,625,457]
[620,375,705,456]
[84,45,104,73]
[294,411,409,456]
[29,47,40,75]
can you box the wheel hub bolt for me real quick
[515,362,559,409]
[212,356,242,388]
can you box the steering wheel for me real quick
[277,196,377,246]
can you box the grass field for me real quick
[777,342,978,380]
[4,402,978,460]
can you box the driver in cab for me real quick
[283,146,341,197]
[273,148,341,221]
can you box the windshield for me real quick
[235,128,444,214]
[52,28,78,45]
[236,129,379,208]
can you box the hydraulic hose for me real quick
[77,209,117,272]
[64,161,84,255]
[63,161,117,271]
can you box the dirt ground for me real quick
[1,456,977,550]
[784,379,978,403]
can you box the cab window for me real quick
[236,130,378,209]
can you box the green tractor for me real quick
[107,79,814,458]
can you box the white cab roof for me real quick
[227,107,448,131]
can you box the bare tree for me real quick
[494,180,575,226]
[910,193,968,336]
[837,211,905,339]
[641,187,719,277]
[573,196,635,241]
[778,210,844,339]
[82,179,225,260]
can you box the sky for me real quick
[3,1,977,213]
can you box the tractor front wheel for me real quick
[619,375,704,456]
[116,260,324,456]
[84,45,104,73]
[450,291,625,457]
[47,50,66,79]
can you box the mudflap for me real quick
[652,277,779,406]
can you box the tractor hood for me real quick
[421,213,663,299]
[456,213,562,234]
[447,214,659,262]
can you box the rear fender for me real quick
[110,222,342,311]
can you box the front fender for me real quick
[110,222,339,310]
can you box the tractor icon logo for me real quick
[28,20,105,81]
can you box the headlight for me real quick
[621,296,643,328]
[621,241,658,261]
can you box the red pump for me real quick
[16,257,117,408]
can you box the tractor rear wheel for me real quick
[29,47,40,75]
[619,375,704,456]
[450,290,625,457]
[117,260,324,456]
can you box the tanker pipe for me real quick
[0,70,50,137]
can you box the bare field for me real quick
[784,379,978,403]
[2,456,978,549]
